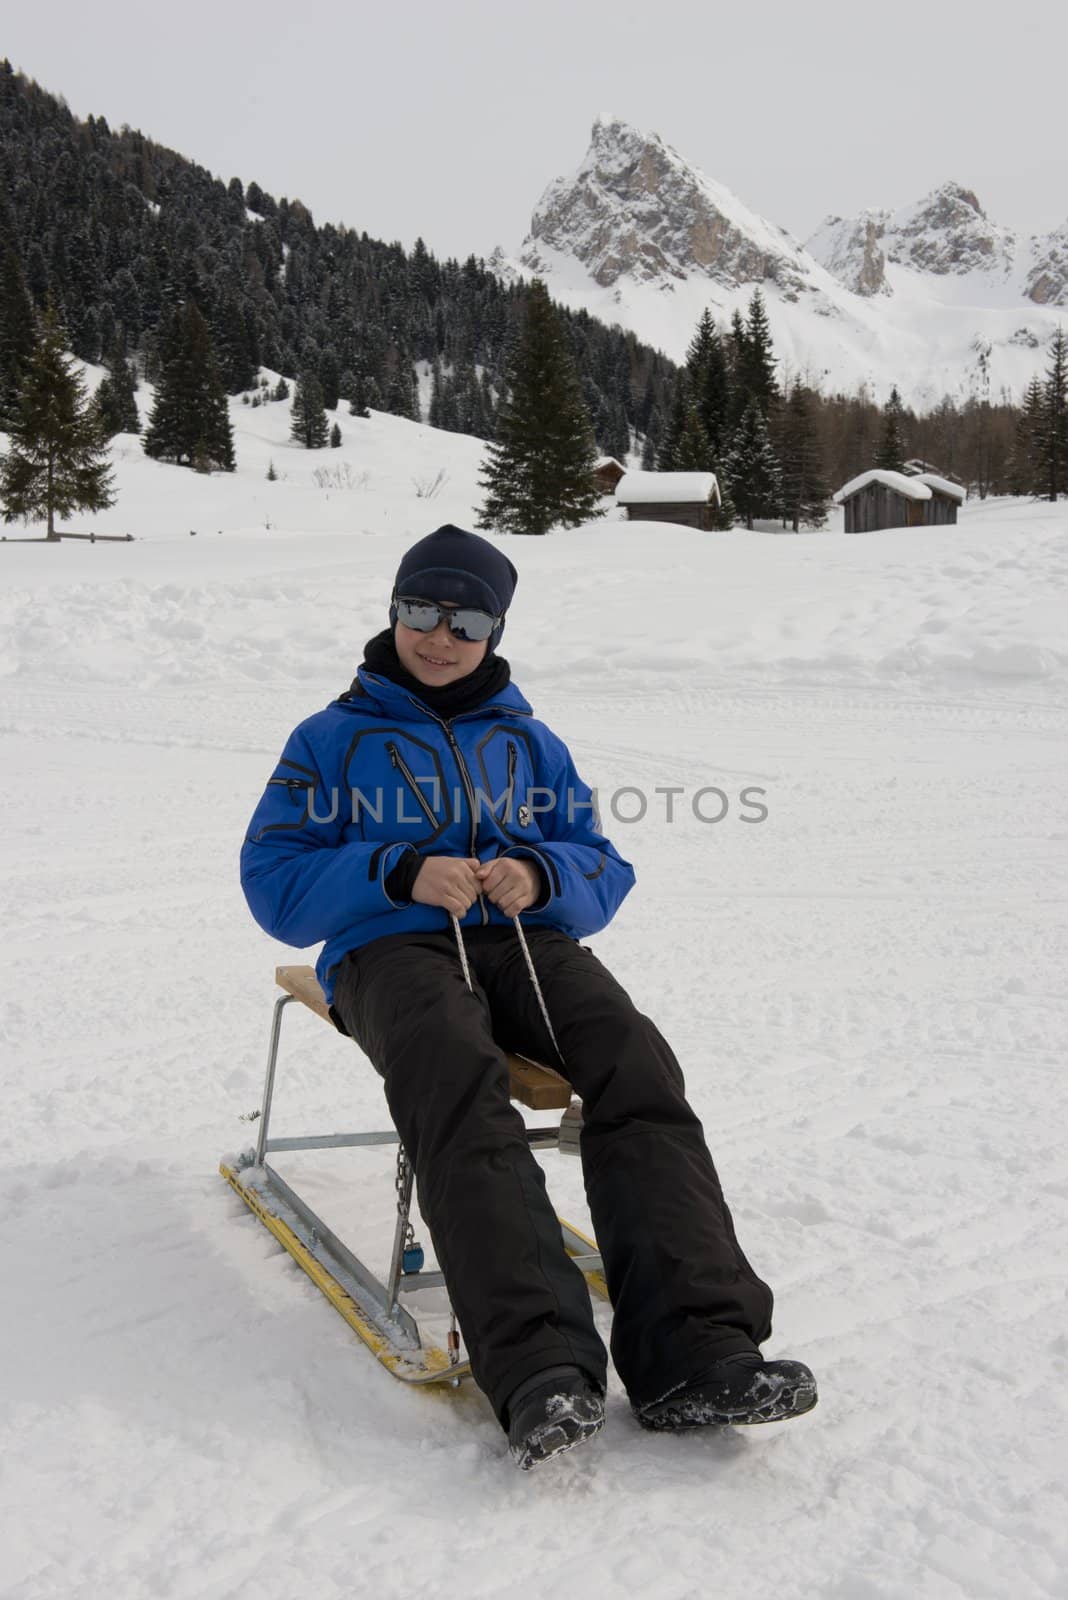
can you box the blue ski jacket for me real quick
[240,668,636,1004]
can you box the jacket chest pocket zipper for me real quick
[387,742,439,828]
[267,776,311,807]
[506,740,518,824]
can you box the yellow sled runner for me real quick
[220,966,608,1387]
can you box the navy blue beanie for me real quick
[390,525,518,650]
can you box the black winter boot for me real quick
[506,1365,606,1470]
[633,1353,817,1430]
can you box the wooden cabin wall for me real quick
[843,483,914,532]
[625,504,709,529]
[924,495,958,525]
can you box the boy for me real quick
[241,524,816,1469]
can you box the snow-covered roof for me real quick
[834,469,932,505]
[616,470,721,506]
[594,456,625,471]
[914,472,966,502]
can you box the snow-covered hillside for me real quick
[493,116,1068,408]
[2,398,1066,1598]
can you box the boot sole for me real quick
[512,1408,606,1471]
[636,1374,818,1431]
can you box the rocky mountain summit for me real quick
[807,184,1019,296]
[1025,222,1068,304]
[519,113,813,297]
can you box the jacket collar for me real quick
[348,668,533,723]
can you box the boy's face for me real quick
[395,601,489,687]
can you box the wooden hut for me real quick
[911,472,966,523]
[616,470,722,531]
[834,468,963,532]
[591,456,626,495]
[902,458,959,484]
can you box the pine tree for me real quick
[779,383,831,531]
[290,370,329,448]
[1009,376,1045,496]
[686,308,732,458]
[875,386,907,471]
[1041,328,1068,501]
[727,308,750,428]
[0,307,115,539]
[329,420,342,448]
[143,302,235,471]
[476,279,602,536]
[656,360,737,526]
[601,400,630,464]
[657,374,701,469]
[386,362,419,421]
[319,349,340,412]
[428,360,443,428]
[712,474,737,531]
[724,399,783,530]
[93,335,140,437]
[273,376,290,401]
[213,293,256,392]
[733,291,779,422]
[673,403,711,471]
[349,362,371,418]
[0,246,38,426]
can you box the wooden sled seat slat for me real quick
[275,964,333,1023]
[275,965,573,1111]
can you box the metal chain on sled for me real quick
[394,1145,419,1261]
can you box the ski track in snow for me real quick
[1,405,1066,1598]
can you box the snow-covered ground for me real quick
[2,394,1066,1598]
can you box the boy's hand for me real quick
[411,856,482,917]
[475,858,542,918]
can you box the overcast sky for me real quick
[6,0,1067,262]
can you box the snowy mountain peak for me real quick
[805,211,891,298]
[1025,219,1068,305]
[519,117,810,294]
[591,110,628,136]
[808,182,1018,294]
[889,181,1015,276]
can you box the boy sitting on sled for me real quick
[240,524,817,1469]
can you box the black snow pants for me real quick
[331,925,774,1427]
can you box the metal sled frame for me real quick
[221,967,607,1387]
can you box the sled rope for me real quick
[449,912,564,1070]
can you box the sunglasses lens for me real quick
[396,599,441,633]
[449,608,496,642]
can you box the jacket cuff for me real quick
[498,846,553,911]
[382,844,422,907]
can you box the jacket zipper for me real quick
[267,776,311,806]
[399,695,493,924]
[505,740,517,824]
[387,742,439,828]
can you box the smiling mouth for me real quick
[418,653,456,668]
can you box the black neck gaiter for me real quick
[351,628,512,719]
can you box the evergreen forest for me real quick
[1,59,1065,518]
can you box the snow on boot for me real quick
[506,1365,606,1471]
[634,1353,818,1430]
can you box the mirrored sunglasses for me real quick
[395,596,499,643]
